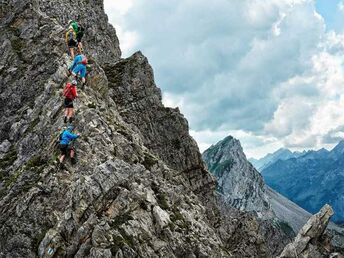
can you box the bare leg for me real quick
[78,42,83,53]
[66,108,71,119]
[70,148,76,164]
[70,149,75,158]
[64,108,68,123]
[70,48,74,59]
[68,108,74,123]
[59,155,65,163]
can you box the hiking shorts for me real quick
[68,39,78,48]
[76,32,84,43]
[72,64,86,79]
[59,144,73,156]
[64,98,74,108]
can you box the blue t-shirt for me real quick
[69,54,85,71]
[60,130,79,145]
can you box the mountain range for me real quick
[249,148,306,171]
[203,136,344,250]
[261,141,344,223]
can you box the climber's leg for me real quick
[59,144,68,164]
[70,147,77,164]
[78,42,83,53]
[69,47,75,60]
[64,99,73,123]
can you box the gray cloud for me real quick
[322,125,344,144]
[105,0,344,157]
[116,0,323,133]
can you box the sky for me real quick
[104,0,344,159]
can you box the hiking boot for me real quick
[71,157,77,165]
[59,162,65,170]
[69,117,73,124]
[64,116,68,123]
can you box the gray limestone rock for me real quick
[202,136,273,218]
[278,204,339,258]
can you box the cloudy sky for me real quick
[104,0,344,158]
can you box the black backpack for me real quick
[77,25,85,38]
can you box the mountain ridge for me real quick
[262,140,344,223]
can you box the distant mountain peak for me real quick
[202,135,273,217]
[250,147,302,171]
[331,139,344,154]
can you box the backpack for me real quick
[63,83,75,100]
[71,21,79,33]
[77,25,85,37]
[66,28,76,42]
[78,56,88,65]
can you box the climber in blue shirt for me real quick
[69,51,88,85]
[59,125,80,166]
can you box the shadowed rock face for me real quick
[104,53,215,196]
[278,205,342,258]
[0,1,337,257]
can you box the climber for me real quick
[63,80,78,124]
[65,20,78,59]
[59,125,80,166]
[69,52,88,85]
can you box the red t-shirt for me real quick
[63,83,78,100]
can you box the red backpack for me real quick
[80,57,88,65]
[63,83,76,100]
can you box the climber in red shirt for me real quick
[63,80,78,124]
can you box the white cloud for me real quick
[338,1,344,12]
[104,0,137,56]
[105,0,344,158]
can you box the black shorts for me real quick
[76,32,83,43]
[60,144,73,156]
[68,39,78,48]
[64,98,74,108]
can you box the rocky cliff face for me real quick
[278,205,343,258]
[202,136,273,217]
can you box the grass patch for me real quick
[4,169,22,188]
[119,228,135,249]
[142,152,158,170]
[170,210,184,223]
[26,156,46,168]
[0,147,17,169]
[157,193,169,210]
[27,117,40,133]
[277,221,295,238]
[111,212,134,228]
[11,37,24,53]
[210,159,233,178]
[87,102,96,109]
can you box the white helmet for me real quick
[72,80,78,85]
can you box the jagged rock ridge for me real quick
[278,205,343,258]
[202,136,273,217]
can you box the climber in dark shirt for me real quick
[59,125,80,166]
